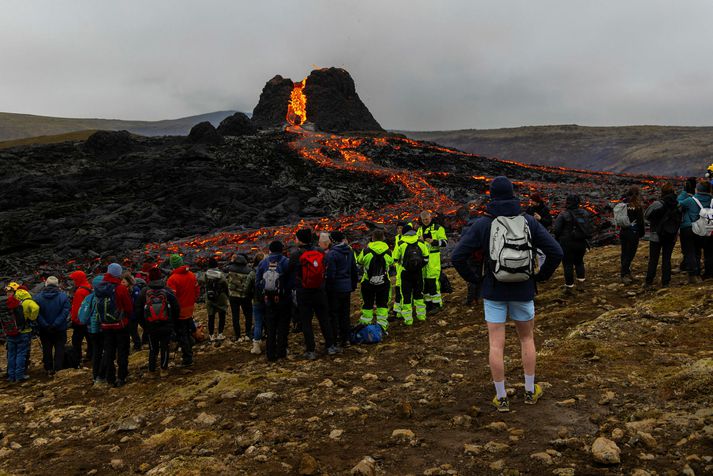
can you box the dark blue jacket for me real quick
[452,197,563,302]
[35,285,71,331]
[325,243,358,293]
[256,253,290,296]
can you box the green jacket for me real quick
[357,241,394,283]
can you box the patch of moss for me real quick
[143,428,219,449]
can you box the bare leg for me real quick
[487,322,506,381]
[514,319,536,376]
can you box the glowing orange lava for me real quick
[286,79,307,126]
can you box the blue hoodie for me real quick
[34,285,71,331]
[680,192,713,229]
[452,177,563,302]
[325,243,358,293]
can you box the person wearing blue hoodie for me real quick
[325,231,358,347]
[78,275,106,383]
[680,180,713,282]
[677,177,698,273]
[34,276,71,376]
[256,240,290,362]
[452,177,563,413]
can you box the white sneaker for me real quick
[250,340,262,355]
[209,334,216,342]
[217,333,225,341]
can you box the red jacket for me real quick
[100,274,133,330]
[167,266,199,320]
[69,270,92,326]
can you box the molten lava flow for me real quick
[286,79,307,126]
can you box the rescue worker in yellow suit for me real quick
[392,224,429,324]
[357,229,394,331]
[416,211,448,314]
[391,221,407,320]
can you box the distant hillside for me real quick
[0,110,238,141]
[403,125,713,177]
[0,130,98,149]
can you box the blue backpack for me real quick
[350,324,383,344]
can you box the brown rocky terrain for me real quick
[0,245,711,476]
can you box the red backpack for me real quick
[299,250,326,289]
[144,289,171,323]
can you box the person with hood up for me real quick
[96,263,133,387]
[357,229,394,331]
[166,254,200,367]
[202,257,230,342]
[392,224,429,325]
[677,177,698,273]
[680,180,713,283]
[644,182,681,288]
[452,176,563,413]
[34,276,71,377]
[416,211,448,314]
[391,221,407,319]
[256,241,290,361]
[619,186,646,284]
[553,194,591,293]
[4,283,39,382]
[225,254,255,342]
[78,275,106,384]
[122,271,147,351]
[249,252,266,354]
[325,231,358,347]
[136,267,180,376]
[68,271,93,363]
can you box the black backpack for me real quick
[402,242,425,273]
[367,250,388,286]
[569,209,593,241]
[657,203,682,237]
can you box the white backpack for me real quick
[691,197,713,237]
[489,215,534,283]
[613,202,631,228]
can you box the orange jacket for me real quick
[69,270,93,325]
[167,265,199,319]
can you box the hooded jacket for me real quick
[69,270,92,326]
[645,192,679,242]
[167,265,200,319]
[452,177,563,302]
[135,279,180,333]
[357,241,394,283]
[392,232,430,271]
[79,275,105,334]
[287,244,323,291]
[34,284,71,331]
[6,289,39,335]
[96,274,133,330]
[325,243,358,293]
[553,195,589,247]
[680,192,713,230]
[225,256,254,299]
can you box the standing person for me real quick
[122,272,145,352]
[203,257,230,342]
[645,182,682,288]
[553,195,592,293]
[526,193,553,230]
[256,241,290,361]
[392,224,429,325]
[78,275,106,384]
[287,228,337,360]
[357,229,394,331]
[250,252,266,354]
[391,221,407,319]
[677,177,698,273]
[416,211,448,314]
[318,232,331,252]
[166,254,200,367]
[34,276,70,377]
[4,284,39,382]
[325,231,358,347]
[136,267,180,376]
[618,186,645,284]
[225,254,255,342]
[680,181,713,283]
[451,176,563,413]
[68,271,93,363]
[95,264,133,387]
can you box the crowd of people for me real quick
[1,173,710,413]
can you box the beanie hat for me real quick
[45,276,59,287]
[565,194,581,210]
[107,263,123,278]
[269,240,284,253]
[148,267,163,282]
[208,257,219,268]
[330,231,345,243]
[170,254,184,269]
[490,176,514,200]
[402,224,413,233]
[296,228,313,245]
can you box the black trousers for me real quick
[620,228,640,277]
[646,236,677,285]
[175,319,194,365]
[682,227,703,276]
[264,297,290,361]
[39,329,66,372]
[393,286,402,308]
[148,329,172,371]
[101,328,130,384]
[128,319,142,350]
[400,270,424,305]
[297,288,333,352]
[71,323,91,362]
[361,282,390,312]
[328,291,352,346]
[89,333,104,380]
[562,242,587,286]
[229,296,252,338]
[208,310,226,336]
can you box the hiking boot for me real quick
[689,274,704,284]
[327,345,341,355]
[250,340,262,355]
[492,396,510,413]
[180,361,194,368]
[302,351,318,361]
[114,379,126,388]
[209,334,216,342]
[524,384,543,405]
[643,282,654,290]
[621,275,633,285]
[217,333,226,341]
[404,319,414,326]
[159,369,169,378]
[429,306,443,316]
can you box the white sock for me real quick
[494,380,507,399]
[525,374,535,393]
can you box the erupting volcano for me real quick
[286,79,307,126]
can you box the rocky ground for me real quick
[0,245,711,476]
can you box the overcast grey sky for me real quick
[2,0,713,130]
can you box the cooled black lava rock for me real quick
[251,75,294,129]
[187,121,223,144]
[83,130,135,155]
[217,112,257,136]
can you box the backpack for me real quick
[402,242,426,273]
[613,202,631,227]
[350,323,383,344]
[366,250,388,286]
[226,271,250,298]
[569,209,593,241]
[0,306,21,337]
[299,250,325,289]
[691,197,713,237]
[94,281,123,326]
[205,269,225,301]
[656,203,682,237]
[488,215,534,283]
[262,260,283,296]
[78,294,96,326]
[144,289,171,323]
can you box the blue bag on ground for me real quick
[350,324,383,344]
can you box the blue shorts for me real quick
[483,299,535,324]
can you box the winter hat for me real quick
[489,176,514,201]
[208,257,219,268]
[296,228,313,245]
[170,254,184,269]
[45,276,59,287]
[330,231,345,243]
[269,240,284,253]
[107,263,123,278]
[148,267,163,282]
[696,181,711,193]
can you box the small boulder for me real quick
[391,429,415,442]
[194,412,218,426]
[591,437,621,465]
[255,392,278,403]
[530,452,553,465]
[299,453,319,475]
[351,456,377,476]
